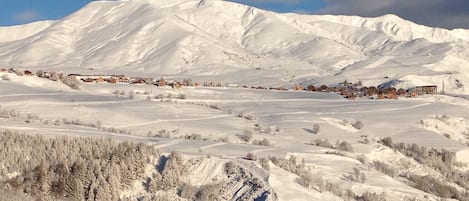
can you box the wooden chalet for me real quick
[23,70,33,76]
[157,78,166,87]
[96,77,105,83]
[407,85,438,96]
[118,77,130,84]
[293,84,303,91]
[131,78,145,84]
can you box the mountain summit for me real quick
[1,0,468,93]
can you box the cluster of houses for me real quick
[1,68,438,99]
[68,74,225,89]
[288,80,438,100]
[243,80,438,100]
[1,68,35,76]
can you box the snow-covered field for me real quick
[2,73,469,200]
[1,0,469,200]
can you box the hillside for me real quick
[0,0,468,94]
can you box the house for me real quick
[131,78,145,84]
[397,88,407,96]
[82,78,95,83]
[23,70,33,76]
[319,85,329,92]
[306,85,315,91]
[107,77,118,84]
[407,86,438,96]
[366,86,378,96]
[157,78,166,87]
[96,77,105,83]
[117,77,130,84]
[293,84,303,91]
[172,82,183,89]
[0,68,7,72]
[380,87,397,99]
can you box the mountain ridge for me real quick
[0,0,468,93]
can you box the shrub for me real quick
[380,137,393,147]
[373,161,398,178]
[252,138,271,147]
[195,184,222,201]
[62,76,81,90]
[245,153,257,161]
[179,183,198,199]
[259,158,270,171]
[224,161,238,175]
[409,174,460,199]
[352,120,364,130]
[238,130,253,142]
[336,140,354,152]
[297,171,314,188]
[311,123,320,134]
[357,192,387,201]
[311,139,332,148]
[352,167,366,183]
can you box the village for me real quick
[1,68,439,100]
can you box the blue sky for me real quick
[0,0,93,25]
[0,0,324,26]
[1,0,468,29]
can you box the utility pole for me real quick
[441,80,445,95]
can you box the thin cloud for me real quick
[315,0,469,29]
[12,10,42,23]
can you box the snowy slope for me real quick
[0,0,469,93]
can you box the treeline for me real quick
[0,130,157,200]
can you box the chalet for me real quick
[82,78,95,83]
[131,78,145,84]
[96,77,105,83]
[397,88,407,96]
[23,70,33,76]
[117,77,130,84]
[407,86,438,96]
[172,82,183,89]
[319,85,329,92]
[157,78,166,87]
[379,87,398,99]
[366,86,378,96]
[293,84,303,91]
[0,68,7,72]
[306,85,315,91]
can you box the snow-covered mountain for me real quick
[1,0,468,93]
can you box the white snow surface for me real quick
[0,0,469,94]
[1,74,469,200]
